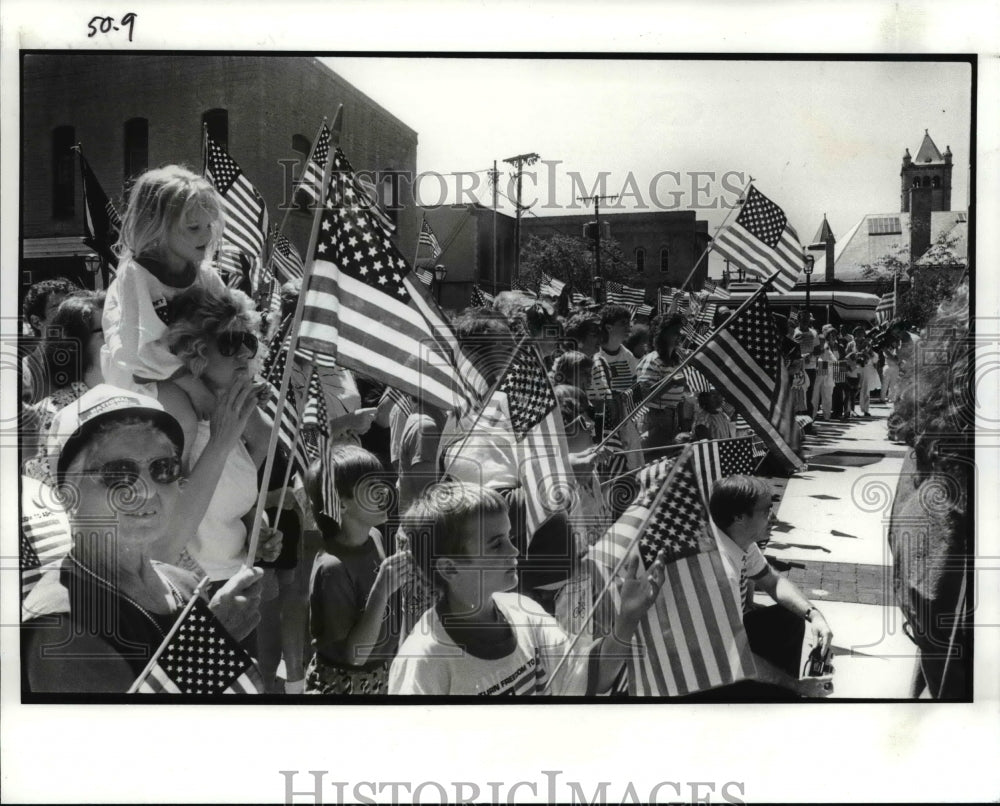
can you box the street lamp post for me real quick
[433,263,448,304]
[83,253,103,291]
[803,251,815,319]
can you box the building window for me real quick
[912,177,921,187]
[932,176,941,188]
[123,117,149,186]
[52,126,75,219]
[380,171,399,229]
[660,248,669,273]
[291,134,312,213]
[635,247,645,274]
[202,108,228,149]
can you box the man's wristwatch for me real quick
[804,606,819,622]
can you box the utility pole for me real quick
[577,194,618,302]
[503,152,539,285]
[490,160,499,293]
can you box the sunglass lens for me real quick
[100,459,140,488]
[150,457,183,484]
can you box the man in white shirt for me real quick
[708,474,834,697]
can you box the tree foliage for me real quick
[518,233,644,295]
[859,231,965,330]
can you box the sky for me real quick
[326,57,972,277]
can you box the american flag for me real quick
[658,286,688,316]
[418,218,442,259]
[301,367,340,521]
[689,290,804,473]
[297,123,332,205]
[259,334,310,479]
[588,446,755,696]
[204,136,268,286]
[215,246,254,293]
[414,267,434,287]
[297,147,487,414]
[136,596,263,695]
[876,291,896,323]
[496,344,572,537]
[20,490,73,600]
[78,148,120,277]
[539,273,565,298]
[270,229,305,284]
[470,285,494,307]
[605,280,646,307]
[712,185,803,294]
[382,385,414,419]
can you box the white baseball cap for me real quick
[46,384,184,483]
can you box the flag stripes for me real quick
[298,147,487,413]
[690,293,802,472]
[270,230,305,284]
[204,137,268,270]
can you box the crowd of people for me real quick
[18,163,970,699]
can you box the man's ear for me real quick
[28,314,43,335]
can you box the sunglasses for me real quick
[217,331,259,358]
[83,456,183,488]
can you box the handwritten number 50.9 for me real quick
[87,13,137,41]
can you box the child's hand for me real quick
[374,550,415,597]
[616,549,667,629]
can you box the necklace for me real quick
[68,556,181,640]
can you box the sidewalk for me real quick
[760,402,920,699]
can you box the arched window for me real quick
[52,126,75,219]
[202,108,228,149]
[380,171,400,229]
[660,248,669,274]
[932,176,941,188]
[912,177,921,187]
[635,247,646,274]
[123,117,148,186]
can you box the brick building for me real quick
[21,53,418,294]
[521,210,712,301]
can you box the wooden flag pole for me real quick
[127,575,211,693]
[677,175,754,294]
[244,115,340,568]
[540,444,695,694]
[592,272,776,453]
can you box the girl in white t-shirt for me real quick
[102,165,226,415]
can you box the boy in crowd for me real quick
[389,482,666,695]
